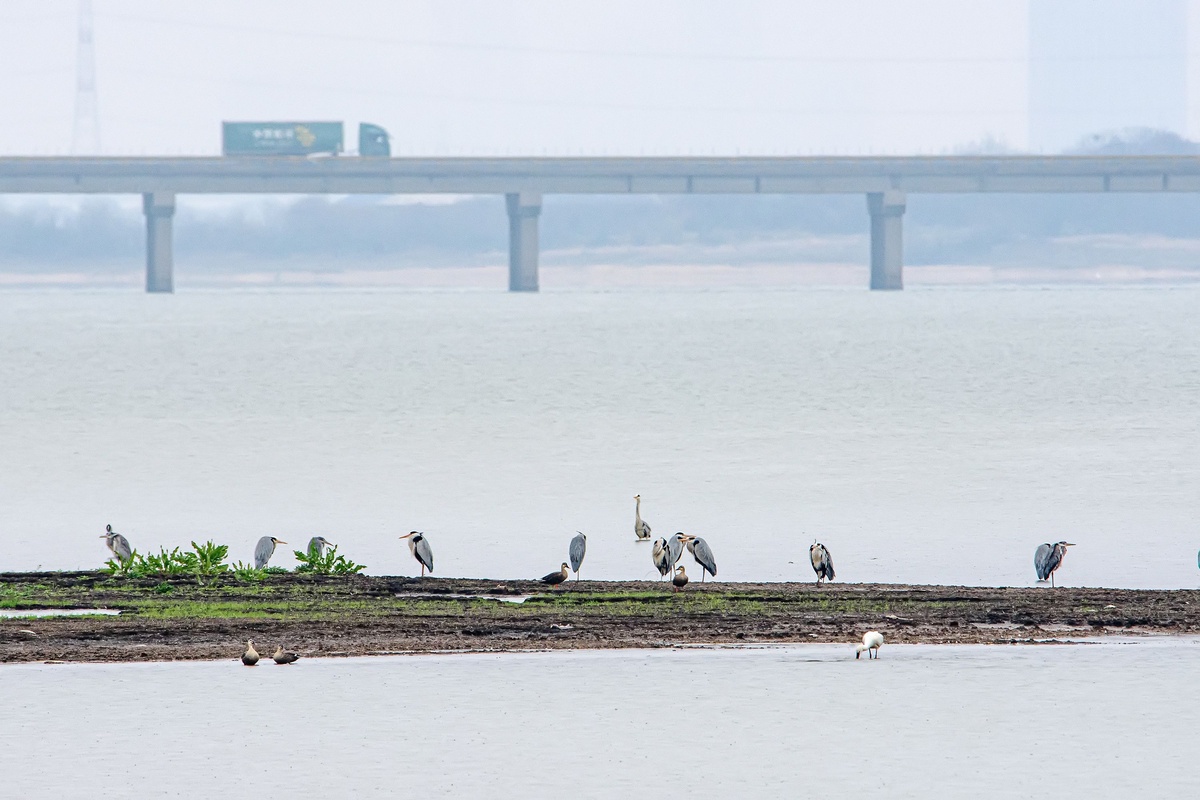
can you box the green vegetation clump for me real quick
[293,544,366,576]
[104,541,230,583]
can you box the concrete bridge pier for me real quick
[867,190,905,290]
[506,191,541,292]
[143,191,175,293]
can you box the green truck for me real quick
[222,122,390,157]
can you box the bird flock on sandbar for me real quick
[100,497,1084,592]
[97,495,1109,666]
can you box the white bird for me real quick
[634,494,652,541]
[856,631,884,660]
[400,531,434,576]
[254,536,288,570]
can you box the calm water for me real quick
[1,641,1196,798]
[1,286,1197,586]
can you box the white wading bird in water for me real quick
[634,495,652,541]
[856,631,883,659]
[401,531,434,576]
[101,524,132,563]
[810,541,835,584]
[569,532,587,581]
[1034,541,1075,587]
[685,535,717,582]
[254,536,288,570]
[651,537,671,579]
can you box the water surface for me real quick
[1,286,1197,586]
[1,641,1195,798]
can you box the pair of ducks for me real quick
[241,640,299,666]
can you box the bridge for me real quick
[3,155,1200,292]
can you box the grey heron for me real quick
[100,524,132,563]
[306,536,334,559]
[242,640,259,666]
[541,562,569,588]
[272,646,299,665]
[672,565,689,592]
[400,531,434,576]
[569,532,587,581]
[667,533,687,570]
[810,541,835,584]
[254,536,288,570]
[651,537,671,579]
[856,631,883,659]
[634,495,652,541]
[1034,541,1075,587]
[685,535,717,582]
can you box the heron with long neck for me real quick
[666,533,687,571]
[569,532,587,581]
[684,535,717,582]
[810,541,835,584]
[1034,541,1075,587]
[100,524,132,564]
[651,537,671,579]
[254,536,288,570]
[634,495,652,541]
[400,531,434,576]
[306,536,334,559]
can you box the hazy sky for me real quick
[2,0,1198,156]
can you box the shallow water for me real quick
[1,641,1196,798]
[1,286,1198,586]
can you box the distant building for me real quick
[1029,0,1187,152]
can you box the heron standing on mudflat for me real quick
[634,495,652,541]
[1034,541,1075,587]
[810,542,835,584]
[100,524,132,563]
[306,536,334,559]
[685,535,717,582]
[569,532,587,581]
[400,531,434,576]
[254,536,288,570]
[667,533,687,571]
[651,537,671,579]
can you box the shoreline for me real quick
[3,572,1199,664]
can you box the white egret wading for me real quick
[401,531,434,576]
[856,631,884,659]
[1034,541,1075,587]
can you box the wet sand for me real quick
[2,572,1198,663]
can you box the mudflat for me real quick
[2,572,1198,664]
